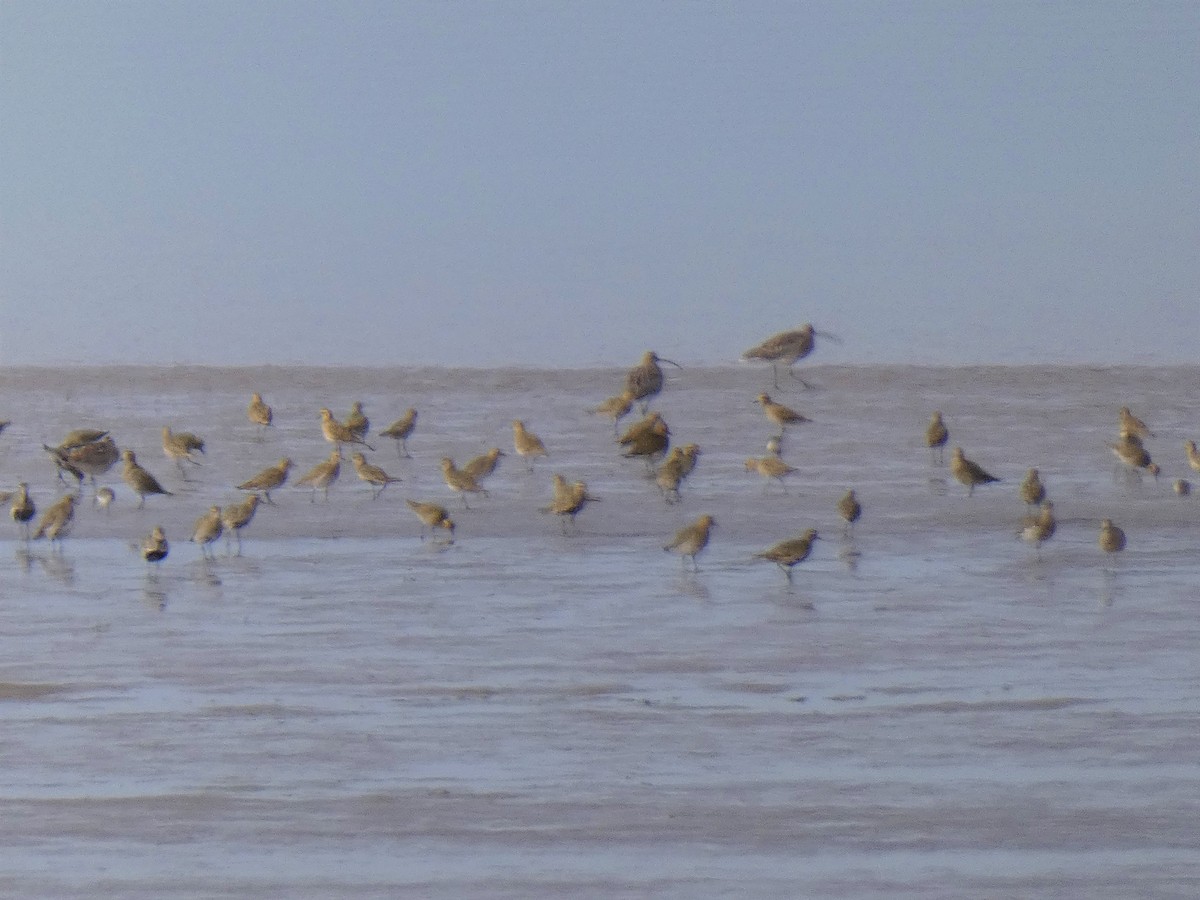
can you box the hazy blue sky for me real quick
[2,1,1197,367]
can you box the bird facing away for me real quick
[950,447,1000,496]
[1185,440,1200,475]
[406,499,456,543]
[33,493,78,544]
[141,526,169,564]
[248,393,273,435]
[925,412,949,465]
[512,420,548,470]
[663,514,716,571]
[625,351,680,411]
[296,450,342,502]
[345,401,369,440]
[351,451,402,498]
[745,454,797,491]
[1019,468,1046,506]
[380,409,417,457]
[591,390,636,433]
[1118,406,1153,440]
[190,506,224,558]
[462,448,505,482]
[237,457,293,504]
[440,457,489,507]
[1098,518,1126,555]
[742,324,824,388]
[754,528,820,582]
[837,489,862,533]
[319,407,374,451]
[121,450,173,508]
[755,393,811,434]
[221,493,261,554]
[10,482,35,539]
[1020,500,1057,558]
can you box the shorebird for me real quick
[162,426,205,475]
[53,428,109,451]
[625,351,680,412]
[33,492,78,545]
[591,390,636,433]
[1118,406,1153,440]
[44,435,119,488]
[745,454,797,492]
[512,420,548,470]
[141,525,169,564]
[837,489,862,534]
[122,450,173,508]
[742,324,838,388]
[925,412,949,465]
[656,448,690,503]
[319,407,374,451]
[1019,500,1057,558]
[541,476,599,532]
[1185,440,1200,475]
[406,499,455,542]
[950,447,1000,496]
[296,450,341,502]
[440,457,488,507]
[190,506,224,558]
[221,493,260,554]
[10,483,35,539]
[248,392,273,437]
[1175,479,1192,496]
[94,486,115,514]
[1019,468,1046,507]
[755,393,811,434]
[380,409,417,458]
[663,513,715,571]
[1108,435,1156,479]
[236,457,293,504]
[345,401,369,441]
[754,528,820,582]
[619,413,670,464]
[1098,518,1126,555]
[350,451,402,498]
[462,448,505,482]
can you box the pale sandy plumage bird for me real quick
[742,324,837,388]
[754,528,820,582]
[10,482,35,539]
[656,449,689,503]
[950,447,1000,496]
[1185,440,1200,475]
[462,448,505,482]
[236,458,293,504]
[837,489,862,534]
[122,450,173,508]
[591,390,636,433]
[1019,468,1046,506]
[512,420,548,470]
[441,457,488,507]
[319,407,374,451]
[380,409,417,458]
[625,351,680,411]
[925,412,949,465]
[406,499,455,542]
[162,426,205,475]
[44,435,119,488]
[745,454,797,491]
[190,506,224,557]
[94,486,115,514]
[351,451,402,499]
[1108,435,1156,478]
[345,401,369,441]
[54,428,109,451]
[248,392,273,436]
[141,525,169,563]
[1019,500,1057,558]
[619,413,670,464]
[296,449,341,502]
[1098,518,1126,555]
[221,493,260,553]
[542,476,599,531]
[1174,478,1192,496]
[663,513,715,571]
[33,492,78,544]
[1118,406,1153,440]
[755,393,811,434]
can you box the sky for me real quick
[2,1,1197,368]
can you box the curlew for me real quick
[10,482,35,539]
[925,412,949,465]
[351,451,402,499]
[837,489,862,534]
[319,407,374,451]
[33,493,78,545]
[949,447,1000,496]
[236,458,293,504]
[221,494,261,554]
[625,351,680,411]
[248,392,273,437]
[406,499,456,543]
[122,450,173,508]
[1019,468,1046,507]
[440,457,488,507]
[1098,518,1126,555]
[141,525,169,564]
[663,513,715,571]
[190,506,224,558]
[742,324,834,388]
[296,450,342,502]
[380,409,418,458]
[1019,500,1057,558]
[755,393,811,434]
[512,420,549,470]
[754,528,820,582]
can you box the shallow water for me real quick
[1,365,1198,897]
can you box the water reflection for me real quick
[142,572,168,612]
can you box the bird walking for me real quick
[754,529,820,582]
[380,409,417,457]
[663,514,716,571]
[406,499,456,543]
[237,458,293,504]
[122,450,173,508]
[950,447,1000,496]
[350,451,402,499]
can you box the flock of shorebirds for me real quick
[4,322,1198,583]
